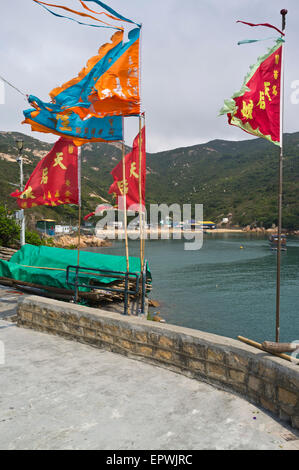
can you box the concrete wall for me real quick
[18,296,299,429]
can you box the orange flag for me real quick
[50,28,140,120]
[10,138,79,209]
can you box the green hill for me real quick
[0,130,298,230]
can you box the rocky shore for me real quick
[242,226,278,234]
[50,235,111,249]
[242,225,299,235]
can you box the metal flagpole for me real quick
[275,9,287,342]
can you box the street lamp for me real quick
[16,139,23,158]
[15,139,25,246]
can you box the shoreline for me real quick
[48,228,299,248]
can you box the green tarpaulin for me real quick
[0,244,150,292]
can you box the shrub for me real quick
[25,230,43,246]
[0,205,20,247]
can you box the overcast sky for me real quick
[0,0,298,153]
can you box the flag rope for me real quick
[0,74,28,99]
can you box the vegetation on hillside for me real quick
[0,131,298,230]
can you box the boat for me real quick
[198,221,216,230]
[0,244,152,316]
[269,234,287,251]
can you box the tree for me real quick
[0,205,20,247]
[0,204,45,247]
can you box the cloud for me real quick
[0,0,298,152]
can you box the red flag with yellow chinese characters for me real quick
[108,126,145,211]
[10,138,79,208]
[220,39,283,146]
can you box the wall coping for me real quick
[18,295,298,373]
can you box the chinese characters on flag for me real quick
[220,39,283,146]
[10,138,79,209]
[109,126,146,211]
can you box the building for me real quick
[55,225,71,235]
[36,219,56,236]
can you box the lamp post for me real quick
[16,139,25,246]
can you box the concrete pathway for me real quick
[0,285,27,320]
[0,285,298,450]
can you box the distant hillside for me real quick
[0,131,298,229]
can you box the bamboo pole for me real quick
[122,140,130,272]
[77,146,82,266]
[77,205,82,263]
[138,114,144,272]
[142,116,146,270]
[138,23,145,272]
[238,335,298,364]
[275,9,287,342]
[74,145,82,303]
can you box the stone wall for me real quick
[18,295,299,429]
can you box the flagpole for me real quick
[138,24,145,274]
[77,146,82,267]
[275,9,287,342]
[122,139,130,273]
[138,114,144,272]
[141,116,146,273]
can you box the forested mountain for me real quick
[0,130,298,229]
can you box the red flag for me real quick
[109,127,146,211]
[220,39,283,146]
[10,137,79,208]
[83,212,95,221]
[83,204,115,220]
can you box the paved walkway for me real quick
[0,286,298,450]
[0,285,27,320]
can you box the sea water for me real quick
[87,233,299,344]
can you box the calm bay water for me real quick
[89,233,299,344]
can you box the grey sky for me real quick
[0,0,298,153]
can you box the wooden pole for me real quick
[275,9,287,342]
[77,146,82,266]
[122,140,130,272]
[138,114,144,272]
[73,145,82,303]
[238,335,298,364]
[142,116,146,269]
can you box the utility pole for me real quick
[16,139,25,246]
